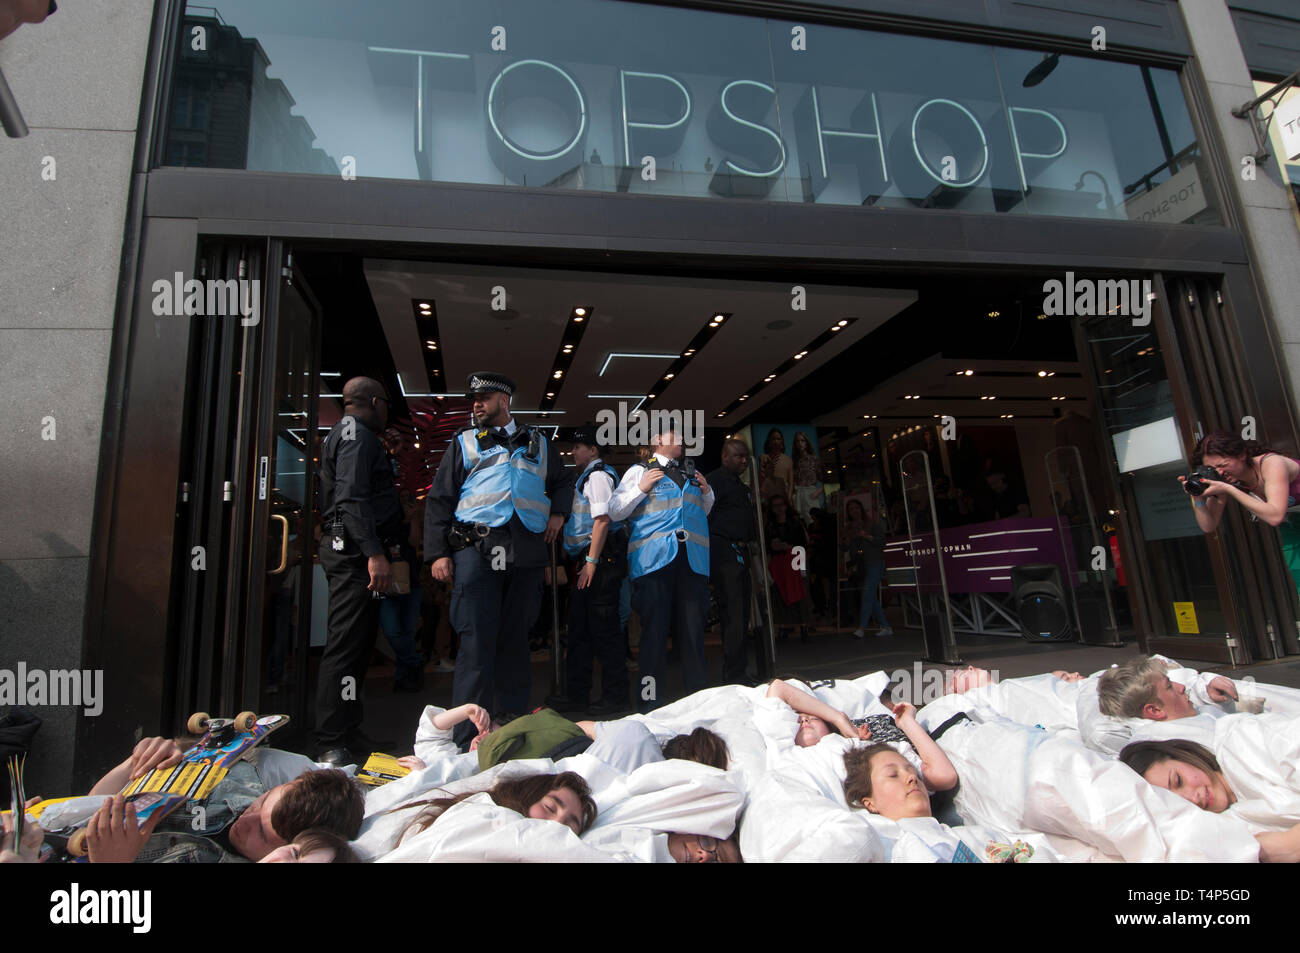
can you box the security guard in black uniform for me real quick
[547,426,629,715]
[707,437,758,684]
[316,376,403,765]
[425,372,574,747]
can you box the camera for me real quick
[683,456,696,483]
[1182,464,1222,496]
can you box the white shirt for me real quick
[608,453,715,523]
[581,462,615,520]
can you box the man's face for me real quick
[228,782,291,860]
[471,391,509,428]
[721,444,749,474]
[1144,676,1197,721]
[667,832,741,863]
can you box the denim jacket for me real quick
[134,761,263,863]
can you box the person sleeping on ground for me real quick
[394,771,598,843]
[401,703,730,778]
[258,827,359,864]
[1118,737,1300,863]
[920,666,1089,735]
[1080,655,1300,755]
[839,742,1052,863]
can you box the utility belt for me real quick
[448,520,512,561]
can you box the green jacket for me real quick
[476,709,586,770]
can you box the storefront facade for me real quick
[5,0,1300,791]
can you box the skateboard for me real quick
[121,711,289,801]
[37,711,288,858]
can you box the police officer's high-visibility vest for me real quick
[626,468,709,579]
[563,460,624,557]
[454,429,550,533]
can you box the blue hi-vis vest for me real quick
[563,460,624,557]
[454,428,550,533]
[627,469,709,579]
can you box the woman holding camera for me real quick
[1182,432,1300,596]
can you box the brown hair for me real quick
[291,827,359,864]
[1097,656,1166,718]
[1191,431,1281,468]
[271,768,365,841]
[842,743,900,809]
[662,728,730,770]
[1118,739,1223,785]
[395,771,597,845]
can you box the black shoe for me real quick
[587,697,631,717]
[545,694,587,713]
[317,747,360,767]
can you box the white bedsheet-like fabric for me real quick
[1022,734,1261,862]
[919,674,1087,734]
[1214,712,1300,832]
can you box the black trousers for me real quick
[709,536,751,684]
[315,541,382,751]
[448,547,543,746]
[566,557,628,704]
[631,547,708,713]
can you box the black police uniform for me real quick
[706,464,756,683]
[561,435,628,712]
[424,374,574,746]
[316,413,404,756]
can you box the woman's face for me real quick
[861,751,931,819]
[767,431,785,454]
[1142,759,1232,813]
[1052,670,1084,682]
[528,786,586,836]
[1202,453,1248,483]
[258,843,336,864]
[795,713,833,747]
[847,501,865,522]
[795,433,812,454]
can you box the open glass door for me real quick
[173,239,321,739]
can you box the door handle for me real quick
[269,514,290,575]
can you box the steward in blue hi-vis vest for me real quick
[627,472,710,579]
[563,460,624,557]
[454,428,550,532]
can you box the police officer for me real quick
[707,438,758,685]
[608,425,713,713]
[316,376,403,765]
[548,427,628,715]
[425,372,574,747]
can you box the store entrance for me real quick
[171,244,1298,743]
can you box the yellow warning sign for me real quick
[1173,601,1199,634]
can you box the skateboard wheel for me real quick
[67,828,88,857]
[187,712,211,734]
[233,711,257,732]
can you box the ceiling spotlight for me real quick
[764,375,776,382]
[837,319,849,327]
[830,325,842,332]
[987,310,1000,318]
[1037,370,1055,377]
[574,308,587,317]
[413,442,420,449]
[794,351,808,360]
[664,373,674,380]
[546,392,555,398]
[574,316,584,323]
[716,413,726,418]
[425,343,436,350]
[684,349,695,356]
[1036,313,1047,320]
[553,370,563,379]
[713,313,725,322]
[648,393,656,399]
[964,369,974,376]
[563,345,573,352]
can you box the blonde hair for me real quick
[1097,656,1165,718]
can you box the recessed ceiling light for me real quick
[987,310,1000,318]
[553,370,563,379]
[664,373,674,380]
[837,320,849,327]
[713,313,725,322]
[574,308,587,317]
[831,325,842,332]
[684,349,695,356]
[546,392,554,397]
[1037,370,1055,377]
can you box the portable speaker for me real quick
[1010,564,1076,643]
